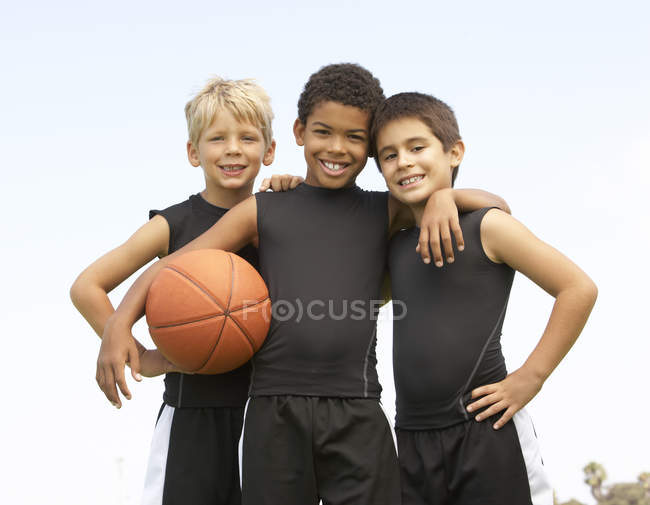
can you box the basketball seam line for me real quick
[226,253,234,313]
[227,313,256,354]
[151,296,270,328]
[229,297,269,313]
[194,315,228,373]
[150,312,226,330]
[165,265,227,313]
[159,257,261,372]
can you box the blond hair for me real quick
[185,77,274,148]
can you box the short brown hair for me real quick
[371,92,462,182]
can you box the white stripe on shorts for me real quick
[512,409,554,505]
[141,405,174,505]
[238,398,250,489]
[378,401,398,452]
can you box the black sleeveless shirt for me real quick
[150,193,258,408]
[252,183,389,398]
[388,208,515,429]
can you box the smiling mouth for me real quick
[220,165,246,176]
[319,159,349,176]
[398,175,425,187]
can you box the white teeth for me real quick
[399,175,423,186]
[324,161,344,171]
[222,166,243,171]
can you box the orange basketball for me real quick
[145,249,270,374]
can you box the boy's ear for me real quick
[293,118,305,146]
[187,141,201,167]
[450,139,465,170]
[263,140,276,166]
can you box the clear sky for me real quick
[1,1,649,504]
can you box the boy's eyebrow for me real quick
[377,144,395,157]
[312,121,367,134]
[377,137,429,157]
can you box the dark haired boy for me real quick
[97,65,508,505]
[372,92,598,505]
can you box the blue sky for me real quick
[2,1,649,504]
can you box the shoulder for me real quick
[460,206,502,223]
[480,208,532,263]
[360,188,389,204]
[479,207,517,233]
[254,189,288,203]
[149,196,193,222]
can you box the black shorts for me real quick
[241,396,401,505]
[141,404,244,505]
[396,409,552,505]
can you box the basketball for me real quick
[145,249,271,374]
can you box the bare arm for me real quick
[70,215,169,344]
[71,216,181,385]
[467,209,597,428]
[452,188,511,215]
[96,196,259,407]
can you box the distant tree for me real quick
[639,473,650,496]
[555,463,650,505]
[599,482,650,505]
[585,462,608,501]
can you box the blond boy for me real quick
[71,77,300,505]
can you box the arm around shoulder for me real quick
[453,188,511,214]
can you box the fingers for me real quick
[428,225,444,267]
[470,384,497,399]
[439,222,454,264]
[270,175,280,191]
[128,344,143,383]
[493,406,518,430]
[258,178,271,192]
[466,391,499,414]
[112,360,132,403]
[270,174,283,192]
[96,361,121,408]
[417,228,431,264]
[474,400,507,423]
[451,217,464,252]
[288,176,304,189]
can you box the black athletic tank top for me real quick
[388,207,514,429]
[149,193,258,408]
[252,183,389,398]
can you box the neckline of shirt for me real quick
[191,193,230,215]
[298,182,361,196]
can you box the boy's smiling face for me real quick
[188,109,275,192]
[294,101,370,189]
[376,117,464,208]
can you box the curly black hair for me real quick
[297,63,385,124]
[370,92,462,183]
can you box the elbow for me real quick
[585,278,598,307]
[498,197,512,215]
[69,275,88,309]
[574,276,598,311]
